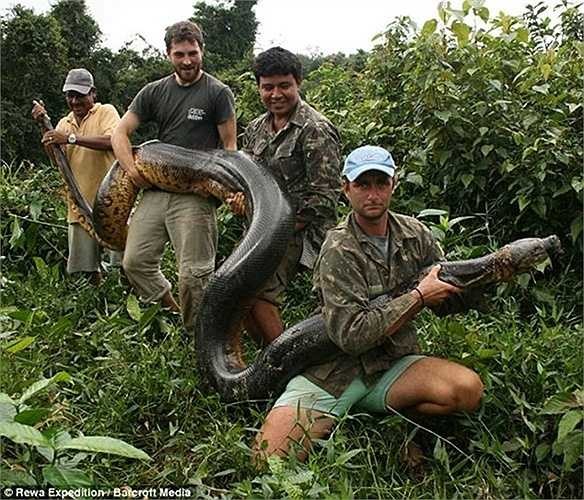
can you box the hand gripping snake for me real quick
[36,114,562,403]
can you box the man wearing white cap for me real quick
[32,68,121,283]
[254,145,484,462]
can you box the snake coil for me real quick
[36,124,562,403]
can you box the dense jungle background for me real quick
[1,0,583,497]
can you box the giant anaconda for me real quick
[36,114,561,403]
[197,234,561,402]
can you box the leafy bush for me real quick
[305,2,583,271]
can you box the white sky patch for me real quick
[5,0,551,55]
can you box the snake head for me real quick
[501,235,562,274]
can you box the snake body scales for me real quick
[39,128,561,403]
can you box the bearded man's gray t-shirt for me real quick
[129,72,235,149]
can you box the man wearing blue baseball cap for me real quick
[254,145,484,462]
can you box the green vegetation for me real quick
[1,0,582,497]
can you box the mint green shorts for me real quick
[273,355,425,417]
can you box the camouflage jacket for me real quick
[242,100,341,269]
[305,211,444,397]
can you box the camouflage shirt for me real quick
[242,99,341,269]
[305,211,444,397]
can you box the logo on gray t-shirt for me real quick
[187,107,206,121]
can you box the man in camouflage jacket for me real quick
[242,47,341,344]
[254,145,484,462]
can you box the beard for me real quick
[174,63,202,85]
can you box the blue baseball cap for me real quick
[342,145,396,182]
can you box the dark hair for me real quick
[164,21,204,52]
[252,46,302,84]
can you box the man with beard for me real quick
[112,21,237,328]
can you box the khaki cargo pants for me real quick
[122,190,217,328]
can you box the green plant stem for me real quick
[8,212,67,230]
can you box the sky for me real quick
[6,0,550,55]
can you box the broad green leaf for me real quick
[479,127,488,136]
[570,216,583,243]
[534,257,551,273]
[14,408,50,426]
[540,63,552,80]
[434,110,451,123]
[461,174,474,188]
[418,209,448,218]
[438,2,449,23]
[567,103,582,113]
[0,393,16,406]
[18,372,71,406]
[405,172,423,186]
[29,199,43,220]
[449,215,475,226]
[42,465,92,488]
[532,287,555,304]
[489,79,502,91]
[335,448,363,466]
[532,84,549,95]
[517,273,530,289]
[542,392,583,414]
[522,114,538,129]
[5,336,36,354]
[535,443,550,462]
[517,195,530,212]
[138,304,160,331]
[557,411,583,443]
[2,308,34,323]
[516,27,529,43]
[50,317,73,336]
[0,403,17,423]
[481,145,494,157]
[502,160,517,172]
[451,21,471,46]
[438,150,452,166]
[561,433,583,471]
[476,6,489,21]
[571,177,583,193]
[126,294,142,322]
[0,466,37,486]
[57,436,151,461]
[421,19,438,37]
[433,439,449,466]
[9,218,23,247]
[477,348,498,359]
[33,257,48,276]
[286,469,314,485]
[0,421,51,448]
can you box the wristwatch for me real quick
[67,133,77,144]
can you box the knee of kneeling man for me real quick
[457,372,484,412]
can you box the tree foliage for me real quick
[1,5,68,162]
[49,0,101,64]
[191,0,258,73]
[305,1,583,264]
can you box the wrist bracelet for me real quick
[414,287,425,307]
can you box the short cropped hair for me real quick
[164,21,204,52]
[252,47,302,84]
